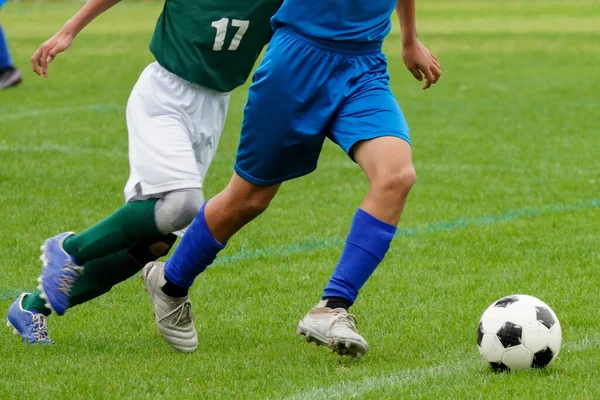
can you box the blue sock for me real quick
[323,209,397,305]
[164,202,226,288]
[0,24,13,69]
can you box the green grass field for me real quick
[1,1,600,398]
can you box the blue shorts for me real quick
[235,28,410,186]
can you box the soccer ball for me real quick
[477,294,561,371]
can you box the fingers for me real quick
[408,67,423,81]
[40,45,51,78]
[421,66,435,90]
[431,65,442,84]
[30,47,43,76]
[47,48,59,64]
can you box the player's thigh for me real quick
[234,30,340,186]
[125,64,202,198]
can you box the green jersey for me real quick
[150,0,281,92]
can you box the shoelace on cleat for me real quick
[161,300,194,327]
[332,312,359,333]
[29,314,51,343]
[57,263,84,295]
[173,301,193,326]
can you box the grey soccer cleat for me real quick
[141,262,198,353]
[297,300,369,358]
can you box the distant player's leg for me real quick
[38,63,222,316]
[0,23,21,89]
[298,57,414,358]
[142,29,336,352]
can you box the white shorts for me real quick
[124,62,230,202]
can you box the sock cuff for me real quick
[197,201,227,248]
[163,201,226,288]
[347,209,397,260]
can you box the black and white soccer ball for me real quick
[477,294,561,371]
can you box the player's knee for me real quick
[129,234,177,265]
[149,241,172,257]
[372,164,416,199]
[155,189,205,234]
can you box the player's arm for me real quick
[395,0,442,90]
[31,0,122,78]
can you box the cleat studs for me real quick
[36,285,42,291]
[37,277,42,283]
[13,329,19,335]
[39,293,46,300]
[44,302,51,309]
[6,320,11,327]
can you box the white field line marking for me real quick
[0,103,123,122]
[0,143,127,159]
[285,335,600,400]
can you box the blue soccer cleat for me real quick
[7,293,53,345]
[38,232,83,316]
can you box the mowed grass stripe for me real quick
[0,103,123,121]
[0,197,598,299]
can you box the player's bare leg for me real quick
[205,173,281,243]
[353,137,415,226]
[298,137,415,357]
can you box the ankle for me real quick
[21,293,52,317]
[161,278,189,298]
[323,296,352,311]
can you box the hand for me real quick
[31,30,75,78]
[402,40,442,90]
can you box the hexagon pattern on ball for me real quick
[502,345,534,370]
[477,294,561,371]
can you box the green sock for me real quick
[22,290,51,316]
[63,199,161,265]
[22,235,176,314]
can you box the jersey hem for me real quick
[151,62,231,96]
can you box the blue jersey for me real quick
[271,0,396,44]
